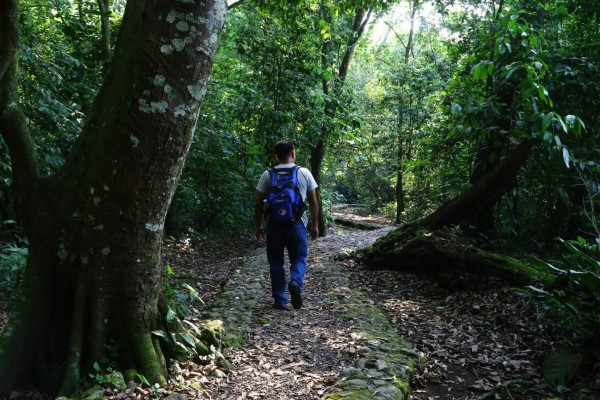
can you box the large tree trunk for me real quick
[0,0,226,396]
[358,141,537,285]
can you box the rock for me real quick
[341,367,367,379]
[366,369,385,378]
[102,370,126,390]
[189,380,204,391]
[195,341,211,356]
[165,394,188,400]
[343,379,368,389]
[212,369,227,378]
[200,320,224,347]
[80,385,105,400]
[374,384,405,399]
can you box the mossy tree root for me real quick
[131,333,168,387]
[359,227,555,286]
[0,250,173,397]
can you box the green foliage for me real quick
[543,346,583,387]
[164,264,205,320]
[17,0,117,166]
[319,186,346,226]
[1,0,122,233]
[88,362,112,386]
[0,239,28,299]
[167,129,263,235]
[158,266,230,365]
[521,237,600,390]
[339,4,456,217]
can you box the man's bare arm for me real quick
[255,191,268,239]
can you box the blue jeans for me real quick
[266,220,308,306]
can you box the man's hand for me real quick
[310,225,318,240]
[255,191,268,240]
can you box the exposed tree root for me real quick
[358,224,554,287]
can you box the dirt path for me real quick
[203,226,417,399]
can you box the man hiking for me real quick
[255,140,319,310]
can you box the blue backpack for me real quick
[267,166,305,226]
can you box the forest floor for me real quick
[1,207,599,399]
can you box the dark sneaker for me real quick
[288,282,302,309]
[272,303,289,311]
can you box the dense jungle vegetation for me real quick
[0,0,599,397]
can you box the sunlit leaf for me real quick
[166,307,177,323]
[527,256,565,275]
[562,148,570,168]
[542,112,554,131]
[451,103,462,115]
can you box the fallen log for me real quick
[333,214,386,230]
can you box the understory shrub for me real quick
[520,237,600,393]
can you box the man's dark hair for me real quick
[274,140,295,160]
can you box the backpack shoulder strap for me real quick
[268,168,278,187]
[290,166,300,185]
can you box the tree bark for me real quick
[420,140,532,230]
[0,0,226,396]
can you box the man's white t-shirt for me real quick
[256,163,318,226]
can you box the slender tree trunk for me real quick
[311,139,326,235]
[310,7,371,237]
[96,0,111,64]
[469,144,498,235]
[395,138,405,224]
[0,0,226,396]
[393,0,418,224]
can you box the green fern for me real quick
[543,346,582,386]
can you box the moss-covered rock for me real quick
[80,385,105,400]
[323,388,375,400]
[102,370,126,390]
[165,393,188,400]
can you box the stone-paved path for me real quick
[204,228,420,400]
